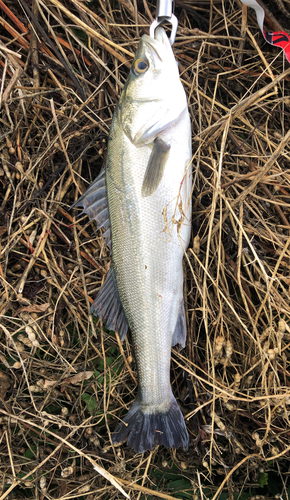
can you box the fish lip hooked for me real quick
[142,35,165,62]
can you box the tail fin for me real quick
[111,397,189,454]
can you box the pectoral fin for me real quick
[141,137,170,197]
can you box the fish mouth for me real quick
[142,36,164,61]
[142,27,173,62]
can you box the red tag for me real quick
[239,0,290,63]
[264,30,290,63]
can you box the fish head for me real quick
[119,27,188,145]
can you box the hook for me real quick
[149,0,178,46]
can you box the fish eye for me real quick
[133,58,149,75]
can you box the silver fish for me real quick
[74,27,192,453]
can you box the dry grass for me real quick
[1,0,290,498]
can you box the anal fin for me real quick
[172,301,187,348]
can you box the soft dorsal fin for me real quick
[71,168,111,248]
[91,267,128,341]
[141,137,170,197]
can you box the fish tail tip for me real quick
[111,397,189,454]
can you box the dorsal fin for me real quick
[72,168,111,248]
[91,267,128,341]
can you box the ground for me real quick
[1,0,290,498]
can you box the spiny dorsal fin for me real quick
[71,168,111,248]
[141,137,170,197]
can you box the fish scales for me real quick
[73,27,192,453]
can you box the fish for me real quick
[73,27,192,454]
